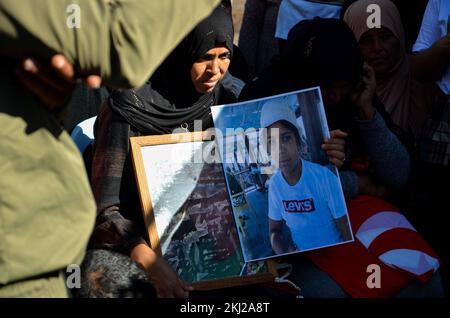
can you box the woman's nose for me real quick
[208,59,220,75]
[372,37,383,53]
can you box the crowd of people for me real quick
[0,0,448,298]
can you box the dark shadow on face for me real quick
[268,122,301,178]
[358,27,402,79]
[321,80,354,109]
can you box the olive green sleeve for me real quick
[0,0,219,88]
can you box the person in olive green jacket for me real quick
[0,0,219,298]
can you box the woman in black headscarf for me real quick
[85,3,243,298]
[109,2,240,135]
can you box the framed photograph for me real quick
[212,87,354,263]
[130,131,277,290]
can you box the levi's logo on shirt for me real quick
[283,199,316,213]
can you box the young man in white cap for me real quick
[260,99,353,254]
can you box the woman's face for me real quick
[358,27,401,78]
[190,45,231,94]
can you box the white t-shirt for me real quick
[268,159,347,251]
[275,0,343,40]
[413,0,450,94]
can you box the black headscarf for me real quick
[281,17,362,89]
[239,17,404,162]
[109,3,235,135]
[240,18,363,102]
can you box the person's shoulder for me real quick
[238,67,290,102]
[270,169,282,181]
[302,159,325,171]
[440,0,450,12]
[110,81,152,104]
[302,160,336,178]
[426,0,443,16]
[268,170,283,186]
[217,73,245,104]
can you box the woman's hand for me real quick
[322,129,348,169]
[16,54,102,110]
[147,256,193,298]
[130,243,193,298]
[352,63,376,120]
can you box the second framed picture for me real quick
[130,131,277,291]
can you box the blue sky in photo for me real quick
[211,93,300,135]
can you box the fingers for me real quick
[326,148,345,158]
[363,63,376,86]
[183,282,194,292]
[323,138,345,148]
[329,129,348,139]
[17,54,101,111]
[49,54,103,89]
[84,75,102,89]
[18,58,75,110]
[157,284,191,298]
[322,131,346,168]
[326,150,345,166]
[21,58,76,94]
[326,130,347,145]
[322,144,346,168]
[173,286,190,298]
[322,143,344,154]
[175,279,193,298]
[16,69,68,110]
[323,135,345,151]
[329,157,345,169]
[50,54,76,83]
[362,62,370,70]
[51,54,102,89]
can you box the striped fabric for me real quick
[356,211,440,281]
[304,195,440,297]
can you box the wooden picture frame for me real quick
[130,131,277,291]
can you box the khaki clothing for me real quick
[0,272,68,298]
[0,0,219,88]
[0,0,219,295]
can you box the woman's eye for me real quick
[359,37,370,45]
[199,55,214,61]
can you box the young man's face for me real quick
[267,122,300,174]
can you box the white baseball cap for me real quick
[260,98,300,133]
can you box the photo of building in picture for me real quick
[212,88,354,262]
